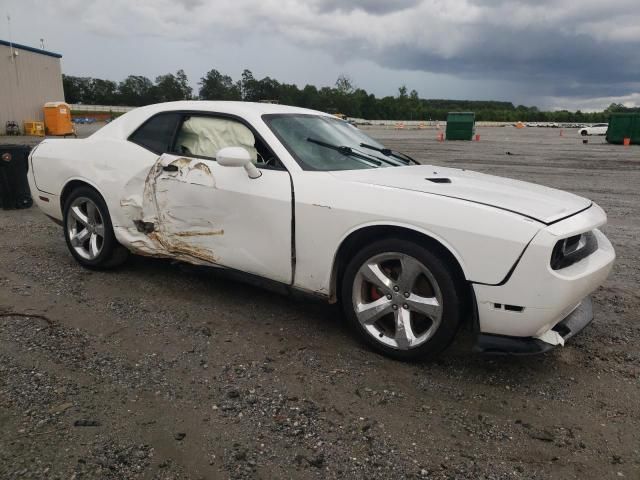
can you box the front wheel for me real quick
[63,186,129,269]
[341,239,464,361]
[581,130,588,136]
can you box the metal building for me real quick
[0,39,64,132]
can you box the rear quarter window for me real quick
[128,113,181,154]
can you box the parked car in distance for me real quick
[580,123,608,136]
[72,117,97,125]
[28,101,615,360]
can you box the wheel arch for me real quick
[60,177,106,213]
[328,223,470,303]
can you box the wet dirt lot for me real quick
[1,126,639,479]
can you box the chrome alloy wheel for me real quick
[66,196,105,261]
[352,252,444,350]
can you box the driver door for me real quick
[145,114,293,284]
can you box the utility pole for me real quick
[7,14,15,62]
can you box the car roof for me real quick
[92,101,331,140]
[143,100,326,116]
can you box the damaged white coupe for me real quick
[28,102,615,359]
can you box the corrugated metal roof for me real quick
[0,39,62,58]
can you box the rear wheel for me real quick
[63,187,128,269]
[341,239,464,361]
[581,130,588,136]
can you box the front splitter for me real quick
[473,297,593,355]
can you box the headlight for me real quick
[550,231,598,270]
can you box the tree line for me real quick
[63,69,631,122]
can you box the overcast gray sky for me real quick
[3,0,640,110]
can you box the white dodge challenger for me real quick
[28,101,615,360]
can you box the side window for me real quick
[129,113,181,154]
[172,115,284,169]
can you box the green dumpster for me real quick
[606,113,640,145]
[446,112,475,141]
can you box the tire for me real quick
[63,186,129,269]
[581,130,588,136]
[340,238,464,361]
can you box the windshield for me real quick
[263,114,393,171]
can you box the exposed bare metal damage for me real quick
[174,229,224,237]
[119,155,222,265]
[147,231,219,264]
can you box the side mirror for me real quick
[217,146,261,179]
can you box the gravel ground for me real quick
[0,125,638,479]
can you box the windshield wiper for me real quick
[307,138,383,167]
[359,143,418,165]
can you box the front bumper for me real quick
[472,204,614,348]
[474,296,593,355]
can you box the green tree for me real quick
[240,69,257,101]
[155,70,192,102]
[86,78,118,105]
[61,67,620,121]
[199,69,241,100]
[62,75,91,104]
[299,85,319,109]
[253,76,281,102]
[335,75,354,95]
[118,75,157,106]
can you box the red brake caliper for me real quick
[370,285,383,301]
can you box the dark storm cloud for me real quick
[299,0,640,98]
[311,0,422,15]
[10,0,640,106]
[173,0,204,10]
[373,26,640,97]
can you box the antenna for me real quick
[40,38,45,49]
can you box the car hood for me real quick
[330,165,591,224]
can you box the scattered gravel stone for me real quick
[73,419,101,427]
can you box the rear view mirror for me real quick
[217,146,261,179]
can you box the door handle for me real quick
[162,164,179,172]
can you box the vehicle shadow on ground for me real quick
[121,253,347,330]
[116,254,566,385]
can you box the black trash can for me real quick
[0,144,33,210]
